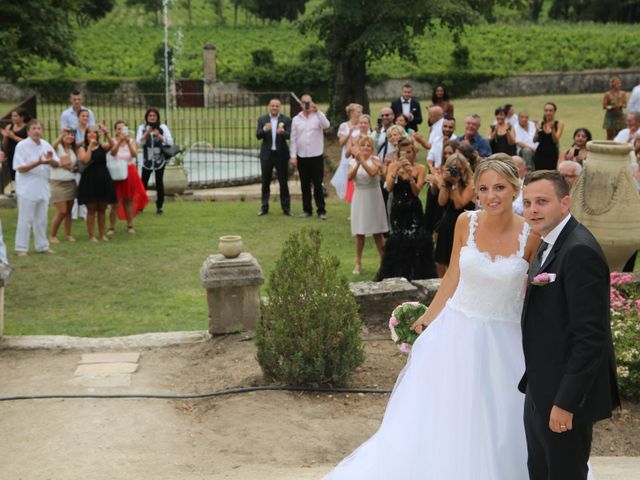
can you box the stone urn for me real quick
[163,165,188,195]
[571,141,640,271]
[218,235,243,258]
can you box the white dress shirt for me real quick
[428,117,444,146]
[60,106,96,129]
[13,137,60,202]
[401,98,411,117]
[270,115,279,150]
[613,128,637,144]
[427,133,458,168]
[628,85,640,114]
[290,111,330,158]
[540,213,572,265]
[515,121,538,150]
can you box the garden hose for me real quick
[0,385,392,402]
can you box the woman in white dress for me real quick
[347,135,389,276]
[326,156,539,479]
[331,103,363,200]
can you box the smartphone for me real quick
[122,126,129,136]
[304,101,310,110]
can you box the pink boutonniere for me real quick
[531,272,557,286]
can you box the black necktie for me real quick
[528,241,548,283]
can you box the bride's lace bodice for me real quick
[447,211,530,323]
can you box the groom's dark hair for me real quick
[523,170,570,200]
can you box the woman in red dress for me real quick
[108,120,149,235]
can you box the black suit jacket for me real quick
[256,114,291,161]
[519,216,620,422]
[390,97,423,132]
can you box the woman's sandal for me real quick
[106,228,115,237]
[352,265,362,275]
[127,226,136,235]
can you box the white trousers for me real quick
[0,220,7,264]
[15,196,49,253]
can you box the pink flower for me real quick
[532,272,555,285]
[399,343,410,353]
[389,316,398,328]
[636,299,640,310]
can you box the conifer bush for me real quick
[255,229,365,386]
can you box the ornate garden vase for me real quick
[163,165,189,195]
[571,141,640,271]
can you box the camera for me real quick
[303,101,310,110]
[377,118,383,128]
[448,166,460,177]
[147,121,160,130]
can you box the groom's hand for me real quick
[549,405,573,433]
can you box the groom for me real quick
[520,170,620,480]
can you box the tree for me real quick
[549,0,640,22]
[0,0,112,81]
[76,0,117,27]
[302,0,491,124]
[242,0,306,21]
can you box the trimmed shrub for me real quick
[255,228,365,386]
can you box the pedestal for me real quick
[200,253,264,334]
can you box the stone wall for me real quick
[367,68,640,101]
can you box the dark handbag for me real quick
[161,144,181,159]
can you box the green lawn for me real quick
[1,200,384,337]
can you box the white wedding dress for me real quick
[326,210,531,479]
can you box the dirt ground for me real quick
[0,330,638,479]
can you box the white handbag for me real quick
[107,157,128,181]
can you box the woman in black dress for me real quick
[433,152,476,277]
[533,102,564,171]
[377,138,436,281]
[78,125,116,241]
[1,107,30,187]
[487,106,516,156]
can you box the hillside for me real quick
[24,0,640,84]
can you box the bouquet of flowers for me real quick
[388,302,427,353]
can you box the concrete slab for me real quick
[74,363,138,376]
[79,352,141,364]
[65,373,132,388]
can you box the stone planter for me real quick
[571,141,640,271]
[218,235,243,259]
[163,165,188,195]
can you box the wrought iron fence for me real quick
[35,91,294,188]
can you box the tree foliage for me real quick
[239,0,306,21]
[0,0,110,81]
[549,0,640,22]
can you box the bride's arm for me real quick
[411,213,469,333]
[524,230,542,264]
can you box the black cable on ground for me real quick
[0,385,392,402]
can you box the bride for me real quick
[325,156,540,479]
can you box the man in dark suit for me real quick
[255,99,292,216]
[520,170,620,480]
[390,83,423,132]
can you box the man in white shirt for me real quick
[290,94,331,219]
[613,112,640,144]
[627,81,640,114]
[60,90,96,129]
[514,111,538,171]
[427,115,457,171]
[13,120,59,256]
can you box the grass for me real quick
[1,200,386,337]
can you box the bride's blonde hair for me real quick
[473,154,521,197]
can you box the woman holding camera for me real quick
[49,129,79,243]
[347,135,388,276]
[77,125,116,241]
[108,121,148,235]
[1,107,30,187]
[136,108,174,215]
[377,137,436,281]
[533,102,564,171]
[559,128,591,166]
[433,152,475,277]
[487,106,516,156]
[331,103,362,200]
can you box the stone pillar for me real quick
[200,253,264,334]
[203,43,217,108]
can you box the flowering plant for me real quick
[610,272,640,398]
[389,302,427,353]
